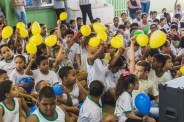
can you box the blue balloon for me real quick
[52,84,64,96]
[18,77,32,92]
[78,103,83,109]
[29,105,37,115]
[135,93,151,115]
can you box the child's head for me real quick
[38,86,56,116]
[141,13,148,22]
[60,24,68,38]
[15,41,23,54]
[135,10,142,20]
[175,14,181,21]
[0,44,13,60]
[176,4,181,11]
[164,12,171,22]
[0,69,8,82]
[130,23,139,29]
[152,53,166,70]
[152,11,157,19]
[135,61,151,79]
[69,19,76,29]
[124,20,131,29]
[110,56,124,73]
[37,43,47,56]
[89,80,104,98]
[76,17,83,25]
[163,54,173,70]
[108,44,116,56]
[150,23,158,33]
[65,29,74,47]
[35,80,50,93]
[53,46,66,60]
[162,8,167,13]
[15,55,26,70]
[113,17,119,27]
[149,11,153,18]
[0,80,17,102]
[147,49,159,63]
[153,18,160,25]
[36,56,49,71]
[160,17,167,25]
[121,12,127,21]
[59,66,76,85]
[170,24,178,35]
[40,23,47,36]
[115,72,138,98]
[130,27,138,38]
[159,40,171,54]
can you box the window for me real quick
[26,0,53,7]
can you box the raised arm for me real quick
[129,36,136,73]
[25,54,36,75]
[174,0,178,10]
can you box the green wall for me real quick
[0,0,57,28]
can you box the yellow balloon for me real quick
[45,35,57,47]
[115,35,124,42]
[60,12,68,21]
[110,37,123,48]
[31,21,41,35]
[180,66,184,75]
[93,23,107,33]
[16,22,25,29]
[81,25,91,36]
[97,31,107,42]
[2,26,13,39]
[19,28,28,38]
[29,34,43,46]
[150,30,167,48]
[26,43,37,54]
[88,37,100,47]
[136,34,149,46]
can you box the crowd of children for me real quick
[0,0,184,121]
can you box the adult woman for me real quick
[79,0,93,25]
[13,0,27,24]
[140,0,150,14]
[128,0,141,19]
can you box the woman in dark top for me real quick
[128,0,141,19]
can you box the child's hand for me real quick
[30,54,36,62]
[30,96,37,103]
[130,36,136,44]
[81,36,86,42]
[57,20,61,26]
[61,86,70,94]
[142,115,148,121]
[118,47,124,55]
[57,41,63,47]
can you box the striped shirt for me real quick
[79,0,91,5]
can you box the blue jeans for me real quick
[14,10,27,24]
[141,1,150,14]
[130,12,136,19]
[149,100,159,118]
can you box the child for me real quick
[104,44,116,63]
[69,19,78,32]
[25,55,60,86]
[36,43,51,58]
[0,80,25,122]
[132,10,142,24]
[110,17,119,33]
[78,80,104,122]
[0,44,15,75]
[139,13,151,30]
[120,12,127,25]
[153,19,159,25]
[59,66,88,106]
[169,24,180,42]
[26,86,70,122]
[39,23,48,38]
[159,17,167,30]
[163,54,173,78]
[0,69,8,81]
[114,72,156,122]
[148,11,157,23]
[173,0,183,19]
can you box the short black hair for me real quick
[0,80,13,102]
[141,13,147,19]
[153,18,160,24]
[130,23,139,29]
[59,66,73,80]
[118,24,125,30]
[76,17,82,22]
[50,28,56,35]
[39,86,56,100]
[152,11,157,14]
[15,55,26,64]
[170,24,178,31]
[121,12,127,17]
[36,55,48,66]
[0,69,7,76]
[160,28,167,34]
[35,80,45,93]
[89,80,104,97]
[160,17,166,22]
[37,43,46,57]
[64,28,74,37]
[39,23,45,27]
[110,56,124,68]
[148,49,159,57]
[153,53,166,67]
[69,19,75,24]
[175,14,181,19]
[0,44,9,54]
[113,17,119,21]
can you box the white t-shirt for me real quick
[86,58,105,85]
[126,47,142,61]
[32,106,65,122]
[80,47,87,71]
[9,69,30,85]
[78,96,102,122]
[114,91,133,122]
[110,24,119,33]
[148,69,172,88]
[67,43,81,65]
[32,69,59,86]
[0,98,19,122]
[173,9,183,19]
[62,83,80,106]
[0,58,15,75]
[132,18,141,24]
[177,48,184,56]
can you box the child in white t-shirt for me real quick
[0,44,16,75]
[78,80,104,122]
[173,0,183,19]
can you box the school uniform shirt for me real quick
[132,18,141,24]
[0,57,15,75]
[32,69,59,86]
[173,9,183,19]
[31,106,65,122]
[114,91,133,122]
[86,58,105,85]
[62,83,80,106]
[177,48,184,56]
[9,69,30,85]
[126,47,142,61]
[0,98,19,122]
[148,69,172,89]
[66,43,81,65]
[78,95,102,122]
[110,24,119,33]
